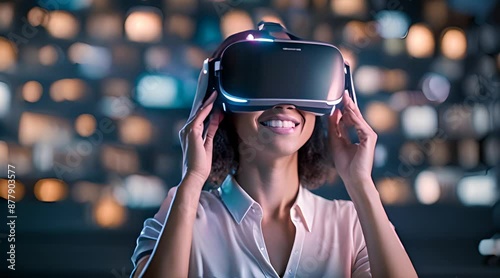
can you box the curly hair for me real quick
[207,113,335,190]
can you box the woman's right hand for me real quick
[179,91,224,186]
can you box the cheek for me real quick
[303,115,316,138]
[233,114,258,139]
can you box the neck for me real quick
[234,153,300,220]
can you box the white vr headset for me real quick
[198,21,357,116]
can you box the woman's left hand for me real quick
[328,91,378,186]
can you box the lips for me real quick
[258,114,301,126]
[258,114,301,135]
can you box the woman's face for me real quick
[232,104,316,159]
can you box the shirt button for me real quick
[288,269,292,274]
[260,247,265,251]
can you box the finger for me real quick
[341,90,373,131]
[343,90,363,119]
[338,118,352,145]
[204,109,224,152]
[191,91,218,129]
[180,94,217,152]
[328,108,342,138]
[344,107,377,145]
[329,109,351,146]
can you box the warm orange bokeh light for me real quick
[93,196,127,228]
[34,178,68,202]
[406,24,435,58]
[0,179,26,201]
[441,27,467,60]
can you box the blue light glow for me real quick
[221,91,248,103]
[376,10,410,39]
[136,74,179,108]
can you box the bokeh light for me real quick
[93,195,127,228]
[458,139,480,169]
[415,170,441,205]
[441,27,467,60]
[50,79,87,102]
[145,46,171,70]
[0,141,7,166]
[33,143,54,172]
[0,37,17,71]
[376,10,410,39]
[0,2,14,30]
[0,82,11,117]
[457,174,497,206]
[34,178,68,202]
[136,74,178,108]
[421,73,451,103]
[220,10,254,39]
[374,144,388,168]
[479,238,500,256]
[0,179,26,201]
[483,136,500,166]
[406,24,435,58]
[343,21,376,48]
[121,175,167,208]
[27,6,49,27]
[427,140,451,166]
[75,114,97,137]
[365,102,398,132]
[377,177,412,205]
[118,115,153,145]
[383,69,408,92]
[68,42,112,78]
[400,142,425,166]
[22,81,43,103]
[354,66,383,95]
[125,8,163,43]
[101,146,139,174]
[401,105,438,139]
[331,0,366,17]
[39,45,60,66]
[472,104,490,137]
[165,14,195,40]
[43,11,80,39]
[86,13,122,40]
[19,112,72,146]
[72,181,101,203]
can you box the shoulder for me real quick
[301,187,359,222]
[153,186,224,223]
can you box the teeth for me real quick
[262,120,296,128]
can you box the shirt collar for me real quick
[217,174,314,232]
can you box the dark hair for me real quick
[208,113,335,190]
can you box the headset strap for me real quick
[257,21,302,40]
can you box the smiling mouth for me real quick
[259,120,300,128]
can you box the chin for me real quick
[255,137,306,159]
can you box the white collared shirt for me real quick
[131,174,371,277]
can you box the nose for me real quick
[272,103,296,110]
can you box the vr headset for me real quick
[202,21,357,116]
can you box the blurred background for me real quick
[0,0,499,277]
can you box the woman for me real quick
[130,26,418,278]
